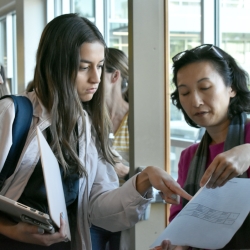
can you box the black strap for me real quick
[0,95,33,191]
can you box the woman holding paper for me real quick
[155,44,250,250]
[0,14,191,250]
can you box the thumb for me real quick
[200,166,215,187]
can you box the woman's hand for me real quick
[0,212,68,246]
[152,240,188,250]
[152,240,173,250]
[136,166,192,204]
[115,162,129,178]
[200,144,250,188]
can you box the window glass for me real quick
[73,0,95,20]
[54,0,62,16]
[169,0,202,179]
[220,0,250,77]
[12,13,17,94]
[0,13,16,94]
[71,0,128,55]
[0,18,7,73]
[107,0,128,55]
[169,0,201,63]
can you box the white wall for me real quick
[128,0,167,249]
[16,0,46,92]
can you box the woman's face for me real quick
[177,61,236,130]
[76,41,105,102]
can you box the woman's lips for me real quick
[86,88,97,94]
[194,111,208,116]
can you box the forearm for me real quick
[89,176,151,231]
[0,213,16,238]
[136,168,152,196]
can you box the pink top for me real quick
[169,122,250,222]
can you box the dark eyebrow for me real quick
[197,77,209,83]
[177,77,210,88]
[80,59,105,64]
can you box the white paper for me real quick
[150,178,250,249]
[37,127,71,240]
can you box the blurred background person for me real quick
[105,48,130,181]
[90,48,129,250]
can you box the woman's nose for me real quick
[191,91,203,107]
[90,68,101,83]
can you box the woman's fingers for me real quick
[31,212,68,245]
[59,212,69,242]
[201,145,250,188]
[168,183,192,202]
[144,166,192,204]
[162,177,192,203]
[159,192,180,205]
[150,240,175,250]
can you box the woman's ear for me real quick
[229,87,236,98]
[111,70,121,83]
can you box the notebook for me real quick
[0,127,71,240]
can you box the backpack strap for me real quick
[0,95,33,191]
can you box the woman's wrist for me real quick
[136,167,152,196]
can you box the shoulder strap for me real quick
[0,95,33,190]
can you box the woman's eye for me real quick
[79,65,89,70]
[97,64,104,69]
[180,92,189,96]
[201,87,210,90]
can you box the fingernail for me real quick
[61,212,64,219]
[176,195,180,204]
[38,227,44,234]
[171,194,177,200]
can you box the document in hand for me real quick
[150,178,250,249]
[37,127,71,240]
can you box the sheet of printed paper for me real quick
[150,178,250,249]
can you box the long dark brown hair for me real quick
[32,13,114,176]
